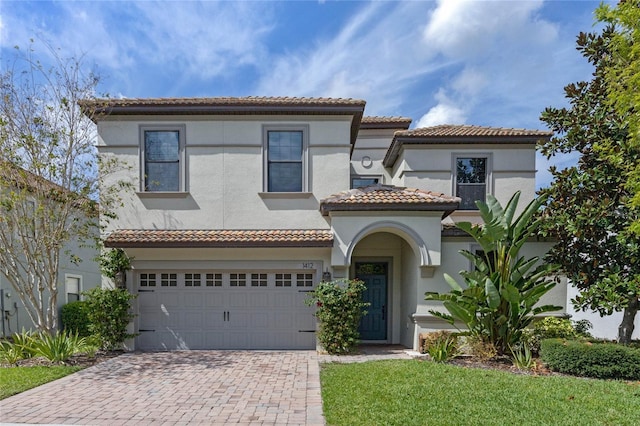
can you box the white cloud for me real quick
[1,1,274,89]
[416,89,467,127]
[254,2,448,114]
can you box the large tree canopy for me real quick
[538,23,640,344]
[597,1,640,234]
[0,43,122,333]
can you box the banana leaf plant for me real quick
[425,191,561,355]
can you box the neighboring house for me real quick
[0,165,101,337]
[81,96,567,351]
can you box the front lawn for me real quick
[0,366,81,399]
[321,360,640,425]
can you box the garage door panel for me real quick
[136,270,317,350]
[205,293,225,307]
[183,292,205,308]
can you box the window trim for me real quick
[452,153,492,211]
[262,125,309,193]
[65,274,83,303]
[139,124,187,193]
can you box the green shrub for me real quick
[424,192,561,355]
[1,330,94,364]
[523,317,580,353]
[511,345,534,370]
[540,339,640,380]
[61,300,91,337]
[463,335,498,360]
[427,333,459,363]
[0,339,25,365]
[84,287,136,350]
[305,279,369,355]
[422,331,456,353]
[28,331,89,363]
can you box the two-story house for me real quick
[81,96,566,351]
[0,164,101,337]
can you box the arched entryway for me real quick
[349,230,424,347]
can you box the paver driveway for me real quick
[1,351,324,425]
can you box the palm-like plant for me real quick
[425,192,561,355]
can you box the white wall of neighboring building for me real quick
[566,285,640,340]
[0,235,100,336]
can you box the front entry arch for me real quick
[355,262,388,341]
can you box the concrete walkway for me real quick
[1,351,324,426]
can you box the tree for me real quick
[538,26,640,344]
[0,42,121,333]
[425,192,561,356]
[596,0,640,235]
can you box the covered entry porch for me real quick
[320,184,460,350]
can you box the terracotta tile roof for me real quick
[394,124,552,138]
[384,124,552,167]
[79,96,366,145]
[0,161,97,215]
[360,116,412,130]
[320,184,460,217]
[80,96,366,110]
[104,229,334,248]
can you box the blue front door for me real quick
[356,262,388,341]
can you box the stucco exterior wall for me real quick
[0,235,100,336]
[351,129,397,185]
[98,115,352,233]
[390,144,536,214]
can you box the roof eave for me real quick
[383,135,551,168]
[104,240,334,249]
[320,203,459,218]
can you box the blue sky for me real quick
[1,0,611,188]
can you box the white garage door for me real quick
[136,271,317,350]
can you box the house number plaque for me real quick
[302,262,314,269]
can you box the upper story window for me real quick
[140,125,186,192]
[264,126,308,192]
[351,176,379,189]
[455,156,489,210]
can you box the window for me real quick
[351,176,379,189]
[185,273,202,287]
[206,273,222,287]
[160,273,177,287]
[264,126,308,192]
[230,273,247,287]
[455,156,488,210]
[275,273,292,287]
[296,273,313,287]
[251,273,267,287]
[65,275,82,302]
[140,273,156,287]
[471,246,496,273]
[140,125,185,192]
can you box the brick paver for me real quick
[1,351,324,425]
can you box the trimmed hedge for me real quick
[540,338,640,380]
[60,301,91,337]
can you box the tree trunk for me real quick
[618,297,639,344]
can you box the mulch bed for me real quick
[7,350,124,368]
[445,355,559,376]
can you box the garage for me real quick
[136,270,317,350]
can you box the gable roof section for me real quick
[383,124,553,167]
[79,96,366,145]
[104,229,334,248]
[320,184,460,218]
[360,116,412,130]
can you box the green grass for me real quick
[0,366,81,399]
[321,360,640,426]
